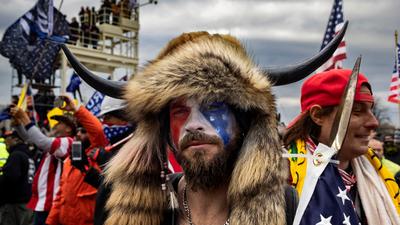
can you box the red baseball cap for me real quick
[288,69,374,128]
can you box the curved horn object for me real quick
[60,44,126,99]
[266,21,348,86]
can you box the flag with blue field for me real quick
[0,0,69,81]
[295,163,360,225]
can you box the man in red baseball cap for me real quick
[284,69,400,224]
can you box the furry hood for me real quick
[104,32,287,225]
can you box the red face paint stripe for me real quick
[169,106,190,149]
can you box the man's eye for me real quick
[171,108,189,116]
[207,105,221,111]
[352,104,363,112]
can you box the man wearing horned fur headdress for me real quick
[62,26,347,225]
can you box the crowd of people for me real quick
[0,95,135,225]
[0,31,400,225]
[68,0,135,48]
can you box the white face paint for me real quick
[169,97,239,151]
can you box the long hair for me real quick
[284,106,335,146]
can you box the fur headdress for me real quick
[61,24,347,225]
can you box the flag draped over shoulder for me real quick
[295,164,360,225]
[388,40,400,103]
[318,0,347,72]
[293,144,360,225]
[0,0,69,81]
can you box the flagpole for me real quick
[58,0,64,11]
[395,30,399,128]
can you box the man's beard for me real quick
[175,130,240,191]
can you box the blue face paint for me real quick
[200,102,233,146]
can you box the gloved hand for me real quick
[70,150,89,173]
[88,147,110,166]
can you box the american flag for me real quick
[318,0,347,72]
[293,163,360,225]
[388,39,400,104]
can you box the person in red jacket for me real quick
[45,96,108,225]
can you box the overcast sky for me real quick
[0,0,399,125]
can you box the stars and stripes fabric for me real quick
[317,0,347,72]
[293,144,360,225]
[0,0,69,81]
[102,124,133,141]
[27,137,73,211]
[295,164,360,225]
[388,42,400,103]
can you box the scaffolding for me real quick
[59,3,141,92]
[8,1,157,111]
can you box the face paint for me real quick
[200,102,232,145]
[169,98,238,150]
[169,99,191,148]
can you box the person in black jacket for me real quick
[68,17,80,45]
[0,131,35,225]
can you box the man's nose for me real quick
[365,110,379,130]
[184,110,206,132]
